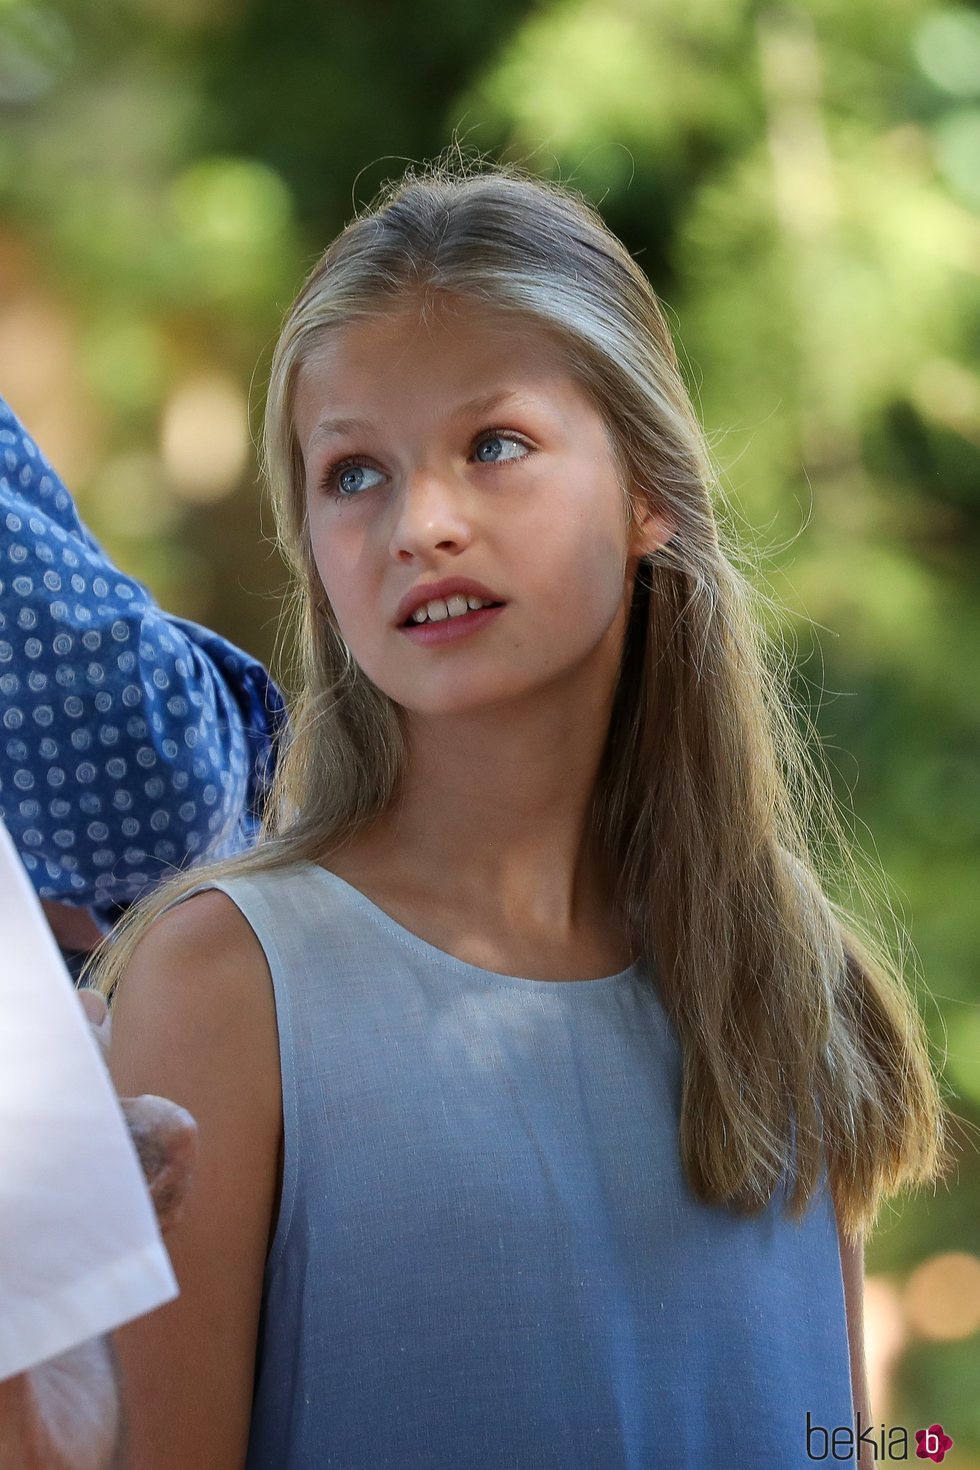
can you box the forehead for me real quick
[292,297,580,449]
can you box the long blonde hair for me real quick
[87,153,952,1240]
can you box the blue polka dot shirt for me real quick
[0,397,287,930]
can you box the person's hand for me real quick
[77,988,198,1235]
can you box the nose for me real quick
[387,464,474,561]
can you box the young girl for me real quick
[89,158,949,1469]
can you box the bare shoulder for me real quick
[109,884,279,1120]
[129,884,267,972]
[108,883,283,1468]
[114,887,270,1017]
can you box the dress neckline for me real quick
[305,861,644,989]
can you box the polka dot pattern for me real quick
[0,397,287,919]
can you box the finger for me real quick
[76,987,112,1064]
[120,1095,198,1236]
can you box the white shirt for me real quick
[0,817,178,1380]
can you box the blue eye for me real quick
[319,428,530,501]
[321,461,386,500]
[473,432,529,464]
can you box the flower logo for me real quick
[916,1422,954,1462]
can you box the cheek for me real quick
[305,513,409,660]
[307,520,369,622]
[307,556,359,653]
[551,508,628,622]
[566,564,629,651]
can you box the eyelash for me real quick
[317,427,533,501]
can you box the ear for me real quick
[629,504,675,560]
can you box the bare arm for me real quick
[107,890,282,1470]
[835,1208,872,1470]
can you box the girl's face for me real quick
[293,296,668,720]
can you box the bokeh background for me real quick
[1,0,978,1457]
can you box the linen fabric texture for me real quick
[164,861,855,1469]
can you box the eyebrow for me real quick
[307,389,530,447]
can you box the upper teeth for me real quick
[409,594,494,624]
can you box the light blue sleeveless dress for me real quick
[172,861,855,1468]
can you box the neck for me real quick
[338,688,619,942]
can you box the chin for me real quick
[387,674,537,721]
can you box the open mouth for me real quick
[400,601,506,629]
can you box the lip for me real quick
[398,601,506,646]
[394,577,507,628]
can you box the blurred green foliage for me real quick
[1,0,977,1452]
